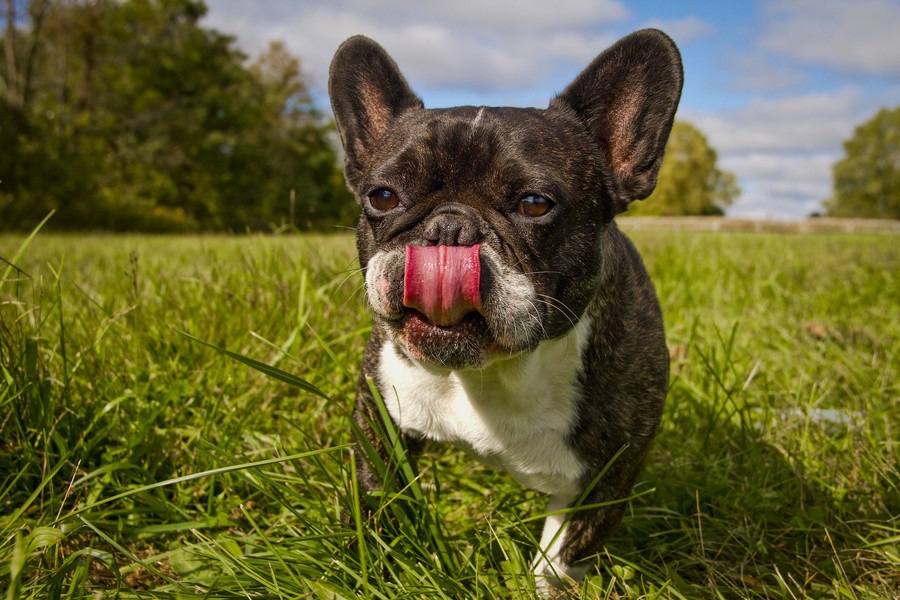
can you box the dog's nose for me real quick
[423,203,483,246]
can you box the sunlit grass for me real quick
[1,230,897,598]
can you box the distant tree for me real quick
[824,106,900,219]
[244,40,358,231]
[627,121,739,216]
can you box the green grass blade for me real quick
[172,326,330,399]
[0,211,54,293]
[63,446,349,522]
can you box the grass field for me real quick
[1,229,897,599]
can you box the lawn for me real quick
[1,229,897,598]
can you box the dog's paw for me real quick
[533,557,588,598]
[534,573,580,599]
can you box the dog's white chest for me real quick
[378,319,592,497]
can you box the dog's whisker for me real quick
[530,294,580,330]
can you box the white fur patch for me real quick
[364,248,404,319]
[477,245,543,349]
[472,106,486,128]
[532,496,589,589]
[377,315,592,497]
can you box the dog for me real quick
[328,29,682,594]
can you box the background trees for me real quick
[0,0,354,231]
[2,2,745,230]
[627,121,739,217]
[825,106,900,220]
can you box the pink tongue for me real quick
[403,245,482,326]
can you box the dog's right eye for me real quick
[367,189,400,212]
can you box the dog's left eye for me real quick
[518,194,554,218]
[368,188,400,212]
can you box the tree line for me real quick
[1,1,896,231]
[1,0,355,232]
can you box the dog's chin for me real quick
[387,310,510,369]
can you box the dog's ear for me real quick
[329,36,424,188]
[551,29,683,213]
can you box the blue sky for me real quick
[204,0,900,219]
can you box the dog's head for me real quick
[329,30,682,368]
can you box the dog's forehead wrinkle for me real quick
[394,108,588,200]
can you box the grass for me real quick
[0,228,897,598]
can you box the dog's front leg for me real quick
[351,374,424,503]
[532,494,588,595]
[532,461,640,596]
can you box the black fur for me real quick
[329,29,682,591]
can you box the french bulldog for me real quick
[329,29,682,594]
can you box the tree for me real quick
[824,106,900,219]
[0,0,49,192]
[627,121,739,216]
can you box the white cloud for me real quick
[760,0,900,76]
[686,88,868,154]
[722,152,837,218]
[681,88,883,218]
[346,0,630,31]
[203,0,630,93]
[729,192,828,220]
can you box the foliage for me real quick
[628,121,740,216]
[1,230,897,598]
[825,106,900,219]
[0,0,354,231]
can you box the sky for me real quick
[203,0,900,219]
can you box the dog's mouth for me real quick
[403,308,486,332]
[369,242,540,367]
[392,309,499,367]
